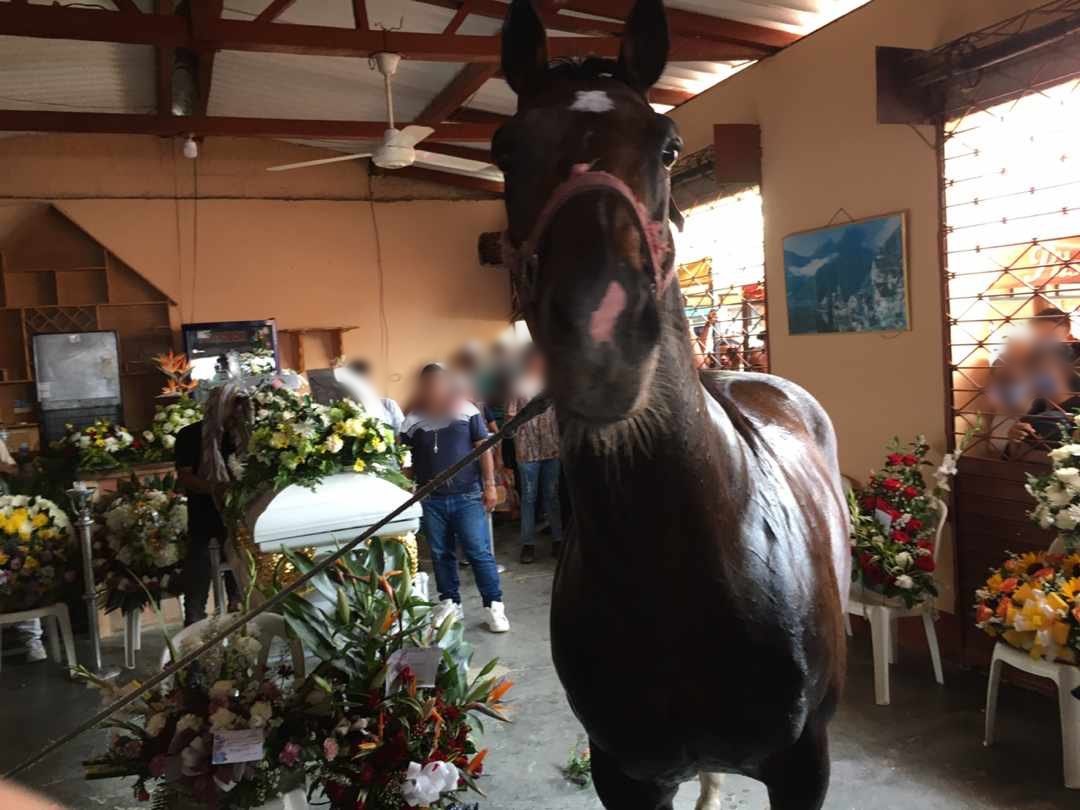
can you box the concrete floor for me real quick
[1,526,1075,809]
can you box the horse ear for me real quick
[618,0,669,94]
[501,0,549,99]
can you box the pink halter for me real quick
[502,163,675,298]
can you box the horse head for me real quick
[498,0,684,430]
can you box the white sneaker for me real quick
[433,599,464,628]
[485,601,510,633]
[26,640,48,663]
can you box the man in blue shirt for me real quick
[400,364,510,632]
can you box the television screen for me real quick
[182,319,279,383]
[32,331,121,411]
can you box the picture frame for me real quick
[782,211,910,335]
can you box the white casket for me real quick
[253,473,421,552]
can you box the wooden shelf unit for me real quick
[0,206,176,431]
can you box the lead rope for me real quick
[4,393,553,779]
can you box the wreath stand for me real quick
[0,603,77,673]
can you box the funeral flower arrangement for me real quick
[973,551,1080,663]
[850,436,959,608]
[229,384,410,512]
[139,398,203,462]
[93,482,188,615]
[1024,414,1080,553]
[54,420,137,471]
[79,613,303,808]
[273,537,507,809]
[0,494,74,612]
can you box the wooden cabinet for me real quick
[0,206,175,433]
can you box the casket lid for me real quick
[253,473,421,550]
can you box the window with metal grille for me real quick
[674,187,768,372]
[944,76,1080,462]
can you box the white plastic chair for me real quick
[846,495,948,706]
[160,612,306,680]
[984,536,1080,789]
[0,603,77,673]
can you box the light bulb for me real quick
[182,136,198,159]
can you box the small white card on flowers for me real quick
[874,509,894,532]
[212,729,265,765]
[386,647,442,695]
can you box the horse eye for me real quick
[661,139,681,169]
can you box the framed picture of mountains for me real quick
[782,212,909,335]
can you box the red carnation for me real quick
[902,454,918,466]
[916,556,935,572]
[908,518,924,532]
[891,530,912,544]
[883,478,902,492]
[887,453,903,466]
[903,486,919,499]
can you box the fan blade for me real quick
[392,125,435,148]
[266,152,372,172]
[414,154,504,183]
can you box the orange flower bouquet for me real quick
[974,551,1080,663]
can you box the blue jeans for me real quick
[421,489,502,607]
[519,458,562,547]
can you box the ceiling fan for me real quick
[267,52,499,181]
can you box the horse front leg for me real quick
[760,714,831,810]
[590,741,679,810]
[695,772,726,810]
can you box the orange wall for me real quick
[671,0,1045,610]
[0,134,509,401]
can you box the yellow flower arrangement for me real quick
[0,495,74,612]
[974,551,1080,664]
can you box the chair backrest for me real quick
[160,612,305,679]
[930,495,949,567]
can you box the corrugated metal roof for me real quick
[1,0,869,161]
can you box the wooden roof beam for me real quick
[0,2,766,61]
[0,110,498,141]
[391,166,503,195]
[415,63,499,125]
[255,0,299,23]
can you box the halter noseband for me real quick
[502,163,675,302]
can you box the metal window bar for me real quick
[943,61,1080,463]
[677,187,769,373]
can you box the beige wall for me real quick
[671,0,1044,609]
[0,134,510,401]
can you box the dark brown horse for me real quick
[496,2,850,808]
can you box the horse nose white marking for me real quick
[570,90,615,113]
[589,280,627,344]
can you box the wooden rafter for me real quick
[442,1,473,35]
[188,0,223,118]
[391,166,502,195]
[416,0,793,51]
[552,0,798,50]
[352,0,368,30]
[112,0,143,13]
[255,0,298,23]
[450,108,509,125]
[155,1,174,119]
[415,63,499,126]
[0,110,498,141]
[0,2,766,62]
[649,86,694,107]
[419,142,494,164]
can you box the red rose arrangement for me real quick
[850,436,953,609]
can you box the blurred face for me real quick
[418,371,454,414]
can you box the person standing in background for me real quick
[506,346,562,564]
[400,364,510,633]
